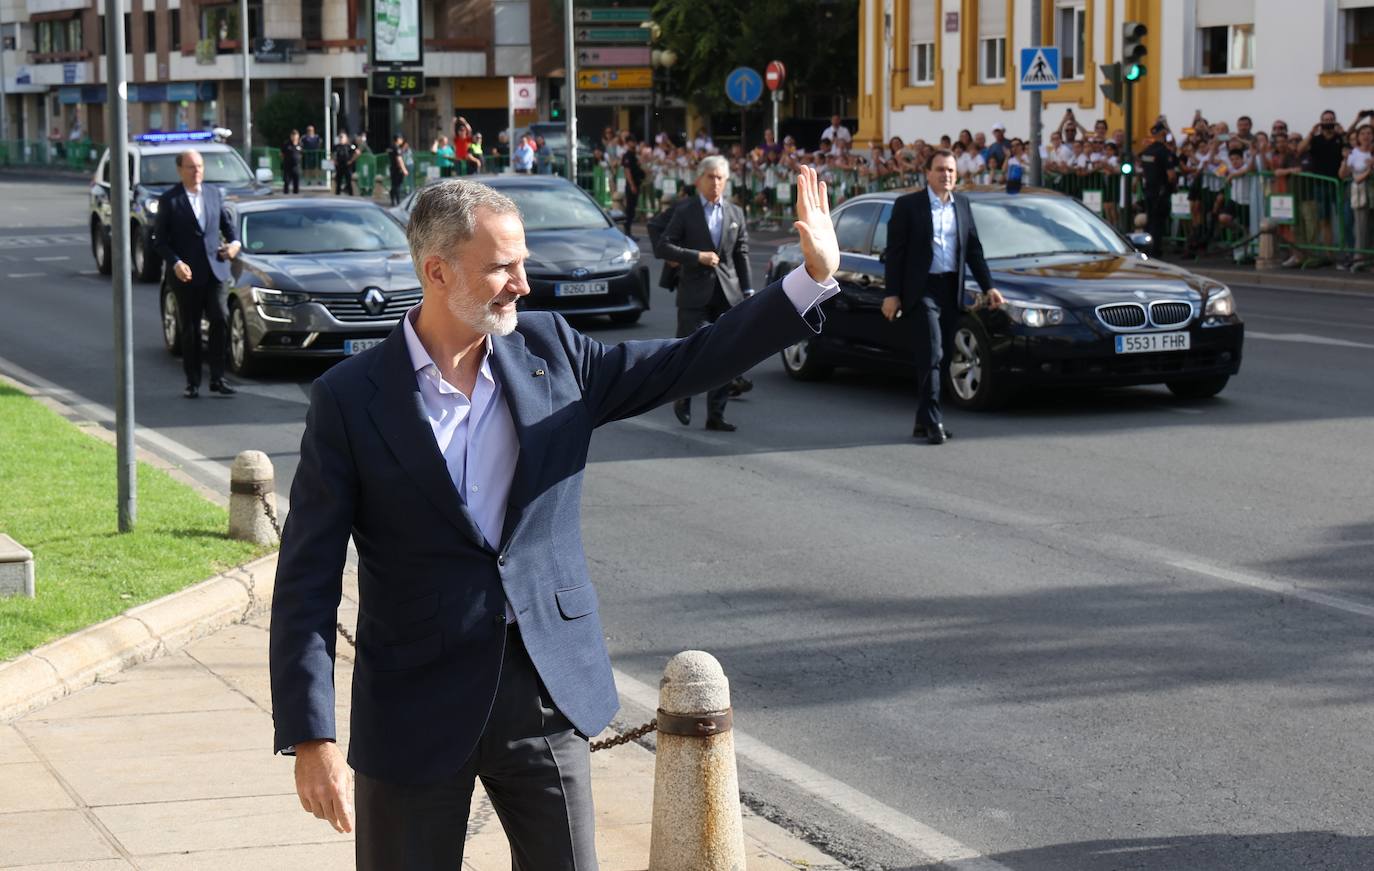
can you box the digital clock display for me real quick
[370,71,424,98]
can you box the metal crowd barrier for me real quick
[0,138,100,172]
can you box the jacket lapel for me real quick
[488,328,551,551]
[953,194,969,272]
[366,326,490,550]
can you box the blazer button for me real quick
[497,554,507,567]
[494,613,507,626]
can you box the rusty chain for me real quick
[589,719,657,752]
[256,489,283,538]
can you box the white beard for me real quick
[446,285,518,336]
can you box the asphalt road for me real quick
[3,177,1374,870]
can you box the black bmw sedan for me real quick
[766,186,1244,409]
[393,174,650,324]
[160,197,419,376]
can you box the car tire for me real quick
[160,285,183,357]
[945,316,1009,411]
[133,226,162,283]
[609,310,642,325]
[92,220,112,276]
[1166,375,1229,400]
[780,338,834,381]
[228,299,262,377]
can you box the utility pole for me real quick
[0,10,9,152]
[104,0,136,531]
[240,0,251,160]
[563,0,578,182]
[1029,0,1042,186]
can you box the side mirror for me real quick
[1128,231,1153,250]
[255,168,274,184]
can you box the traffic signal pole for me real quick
[564,0,578,182]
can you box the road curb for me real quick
[1187,265,1374,297]
[0,552,278,722]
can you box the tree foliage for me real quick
[651,0,858,114]
[255,90,322,149]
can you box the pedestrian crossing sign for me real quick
[1019,47,1060,91]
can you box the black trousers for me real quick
[1145,189,1170,256]
[282,166,300,194]
[912,272,960,430]
[335,170,354,196]
[623,186,639,237]
[390,174,406,206]
[675,285,733,421]
[175,279,227,387]
[354,626,597,871]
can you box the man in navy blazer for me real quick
[152,149,240,398]
[881,148,1003,444]
[269,166,841,870]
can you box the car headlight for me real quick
[251,286,309,306]
[1003,299,1066,327]
[144,198,159,214]
[1203,285,1235,317]
[613,244,639,264]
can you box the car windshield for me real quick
[241,207,409,255]
[969,195,1131,259]
[141,150,255,186]
[503,185,610,231]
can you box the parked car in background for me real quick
[392,174,649,324]
[90,130,272,282]
[766,186,1244,408]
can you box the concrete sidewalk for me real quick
[0,564,848,871]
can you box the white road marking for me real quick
[1247,330,1374,350]
[613,668,1014,871]
[7,272,45,278]
[34,255,69,262]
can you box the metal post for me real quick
[1029,0,1042,187]
[240,0,251,160]
[1,11,9,153]
[104,0,136,532]
[507,76,515,174]
[324,75,333,191]
[563,0,577,182]
[1123,80,1134,234]
[771,90,780,142]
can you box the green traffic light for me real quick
[1125,63,1145,81]
[1121,161,1134,175]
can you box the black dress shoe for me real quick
[672,399,691,426]
[209,380,237,396]
[183,385,199,399]
[728,376,754,398]
[705,417,737,432]
[912,424,953,441]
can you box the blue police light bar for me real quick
[133,130,217,144]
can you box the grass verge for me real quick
[0,383,272,660]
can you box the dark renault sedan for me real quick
[393,174,650,323]
[160,197,418,376]
[767,186,1244,409]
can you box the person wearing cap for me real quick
[986,123,1009,169]
[1139,122,1179,256]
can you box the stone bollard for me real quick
[1256,220,1279,271]
[0,533,35,598]
[648,651,746,871]
[228,450,280,545]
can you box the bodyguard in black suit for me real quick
[654,155,753,431]
[270,168,841,869]
[882,149,1003,444]
[152,149,241,398]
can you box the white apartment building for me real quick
[856,0,1374,146]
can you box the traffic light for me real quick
[1120,158,1134,176]
[1123,21,1148,81]
[550,100,563,120]
[1099,62,1124,106]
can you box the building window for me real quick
[146,11,156,52]
[68,19,82,52]
[302,0,323,43]
[977,0,1007,84]
[1199,23,1253,73]
[493,0,530,46]
[98,15,134,55]
[908,0,936,86]
[1343,5,1374,70]
[171,9,180,49]
[1056,3,1085,80]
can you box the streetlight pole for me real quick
[563,0,577,182]
[104,0,136,531]
[1029,0,1042,187]
[240,0,251,161]
[0,11,9,151]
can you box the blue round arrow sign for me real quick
[725,67,764,107]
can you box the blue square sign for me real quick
[1020,46,1060,91]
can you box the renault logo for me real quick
[361,287,387,316]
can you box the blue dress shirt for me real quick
[928,187,958,274]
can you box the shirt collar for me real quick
[402,303,495,396]
[699,194,722,211]
[927,187,953,208]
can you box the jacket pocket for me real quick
[370,632,443,671]
[555,584,598,620]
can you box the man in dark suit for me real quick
[153,149,241,398]
[654,155,754,431]
[882,148,1003,444]
[269,168,840,870]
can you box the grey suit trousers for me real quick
[354,625,598,871]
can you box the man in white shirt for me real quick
[821,114,852,153]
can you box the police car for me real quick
[89,130,273,282]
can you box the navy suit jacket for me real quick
[883,190,994,313]
[269,279,821,785]
[152,182,236,286]
[655,196,752,309]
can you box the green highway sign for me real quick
[574,27,650,44]
[575,7,651,23]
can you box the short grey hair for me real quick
[405,179,521,280]
[697,155,729,178]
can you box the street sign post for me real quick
[725,67,763,106]
[576,89,654,107]
[577,67,652,89]
[1019,46,1060,91]
[574,7,650,23]
[576,46,650,65]
[765,61,786,141]
[574,27,650,44]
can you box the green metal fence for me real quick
[0,139,101,173]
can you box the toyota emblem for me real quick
[362,287,387,316]
[571,267,590,279]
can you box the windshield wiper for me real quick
[995,250,1113,259]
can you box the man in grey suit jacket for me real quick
[270,168,840,870]
[654,155,753,431]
